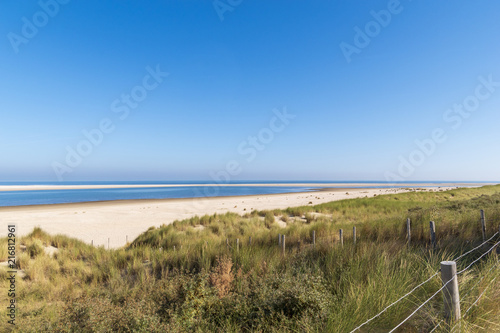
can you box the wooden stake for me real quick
[312,230,316,247]
[407,218,411,246]
[339,229,343,247]
[480,210,486,242]
[430,221,436,249]
[441,261,461,322]
[353,227,356,245]
[281,234,285,256]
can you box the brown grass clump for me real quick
[209,256,233,298]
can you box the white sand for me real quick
[0,186,460,248]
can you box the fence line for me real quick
[387,240,500,332]
[348,271,440,332]
[456,239,500,275]
[460,258,500,302]
[388,275,454,333]
[464,267,499,314]
[452,231,499,262]
[349,227,499,333]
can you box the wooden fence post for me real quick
[339,229,343,247]
[480,210,486,242]
[312,230,316,247]
[91,240,93,246]
[281,234,286,256]
[430,221,436,249]
[406,218,411,246]
[441,261,461,322]
[353,227,356,245]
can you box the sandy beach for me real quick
[0,185,466,248]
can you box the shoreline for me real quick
[0,182,491,192]
[0,186,472,248]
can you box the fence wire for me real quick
[387,239,500,333]
[464,262,500,314]
[452,232,499,262]
[349,233,500,332]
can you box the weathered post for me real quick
[441,261,461,322]
[279,234,282,246]
[339,229,343,247]
[353,227,356,245]
[312,230,316,247]
[406,218,411,246]
[480,210,486,242]
[430,221,436,249]
[281,234,286,256]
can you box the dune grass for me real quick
[1,185,500,332]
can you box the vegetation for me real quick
[1,185,500,332]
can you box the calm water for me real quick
[0,181,485,207]
[0,186,316,207]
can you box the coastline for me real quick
[0,186,462,249]
[0,182,489,192]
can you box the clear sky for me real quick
[1,1,499,182]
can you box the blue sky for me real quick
[1,1,499,182]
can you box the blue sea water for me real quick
[0,186,315,207]
[0,181,488,207]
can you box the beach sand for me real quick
[0,186,460,248]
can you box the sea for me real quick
[0,181,487,207]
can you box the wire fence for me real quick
[391,239,500,333]
[348,231,500,333]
